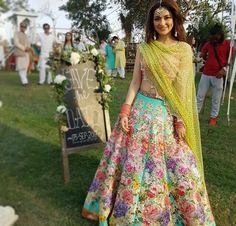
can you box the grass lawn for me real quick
[0,70,235,226]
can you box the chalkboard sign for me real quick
[60,61,111,183]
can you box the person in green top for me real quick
[105,37,116,76]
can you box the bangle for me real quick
[174,121,184,129]
[173,116,184,129]
[119,103,131,118]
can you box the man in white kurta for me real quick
[13,22,31,86]
[36,23,56,85]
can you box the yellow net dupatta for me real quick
[139,41,205,183]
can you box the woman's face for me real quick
[153,7,174,38]
[66,33,72,41]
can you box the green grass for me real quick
[0,70,235,226]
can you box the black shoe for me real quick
[37,82,43,85]
[22,83,28,87]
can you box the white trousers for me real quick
[197,74,223,118]
[16,55,29,85]
[107,68,117,77]
[117,68,125,78]
[18,69,28,85]
[38,57,52,84]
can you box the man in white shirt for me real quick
[74,37,86,52]
[36,23,56,85]
[13,22,31,86]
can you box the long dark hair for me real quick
[145,0,186,43]
[63,32,74,49]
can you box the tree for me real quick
[5,0,30,11]
[60,0,111,44]
[0,0,8,12]
[61,0,231,44]
[119,12,133,42]
[185,0,231,48]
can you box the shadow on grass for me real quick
[0,123,98,226]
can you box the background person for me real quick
[82,0,215,225]
[74,37,86,52]
[105,37,116,76]
[112,36,126,79]
[13,22,31,86]
[196,24,231,126]
[36,23,56,85]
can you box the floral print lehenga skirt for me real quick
[82,92,215,226]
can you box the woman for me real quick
[61,32,74,65]
[63,32,74,50]
[105,37,116,76]
[82,0,215,225]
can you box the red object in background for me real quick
[201,40,231,76]
[6,53,16,70]
[208,117,217,126]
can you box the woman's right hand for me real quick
[120,116,129,133]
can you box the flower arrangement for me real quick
[52,74,68,129]
[48,43,113,131]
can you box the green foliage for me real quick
[48,43,113,133]
[47,44,62,75]
[60,0,111,43]
[187,12,222,50]
[5,0,30,11]
[183,0,230,47]
[60,0,230,43]
[53,78,69,129]
[0,0,8,12]
[111,0,230,42]
[176,0,230,18]
[112,0,152,41]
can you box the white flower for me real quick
[0,101,2,108]
[54,74,67,85]
[98,69,104,74]
[56,105,67,114]
[104,84,111,92]
[70,52,81,65]
[91,48,99,56]
[60,125,69,132]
